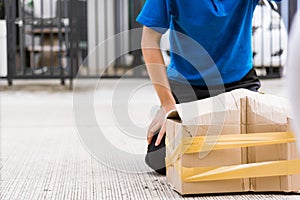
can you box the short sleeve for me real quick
[136,0,171,34]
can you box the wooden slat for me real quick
[26,45,67,52]
[26,28,66,35]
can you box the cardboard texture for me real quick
[245,95,300,192]
[166,89,300,195]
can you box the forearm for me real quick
[143,49,175,107]
[141,27,176,107]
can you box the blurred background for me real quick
[0,0,299,88]
[1,2,300,199]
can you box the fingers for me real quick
[147,106,172,145]
[147,125,154,145]
[147,122,161,145]
[155,122,166,146]
[147,109,164,145]
[147,132,153,145]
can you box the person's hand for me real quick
[147,104,176,146]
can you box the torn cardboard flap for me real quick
[246,93,291,125]
[169,89,291,126]
[170,89,251,126]
[168,89,255,136]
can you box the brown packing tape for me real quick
[166,131,300,184]
[177,160,300,183]
[166,132,296,168]
[183,132,295,152]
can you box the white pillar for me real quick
[87,0,97,74]
[281,1,289,30]
[87,0,115,75]
[0,20,7,77]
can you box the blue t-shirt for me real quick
[137,0,281,86]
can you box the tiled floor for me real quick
[1,78,299,200]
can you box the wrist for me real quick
[161,103,176,112]
[160,96,176,108]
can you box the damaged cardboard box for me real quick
[166,89,300,195]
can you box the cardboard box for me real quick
[166,89,300,195]
[245,94,300,192]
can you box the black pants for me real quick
[145,68,261,175]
